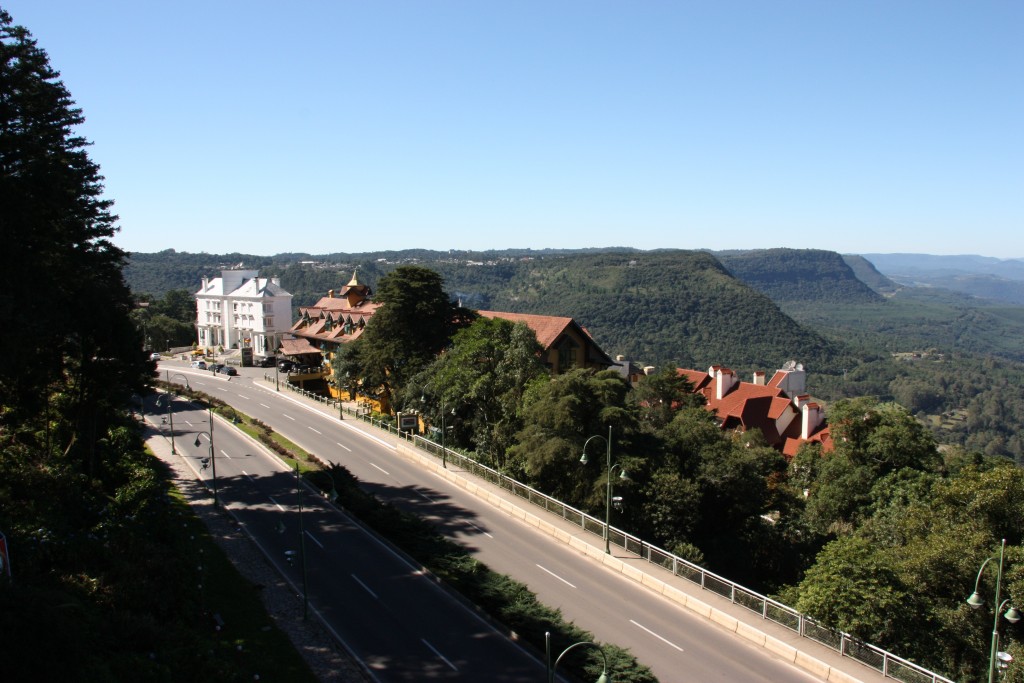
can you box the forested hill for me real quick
[714,248,883,304]
[840,254,901,295]
[431,250,841,371]
[124,248,842,373]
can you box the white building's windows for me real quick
[265,317,273,328]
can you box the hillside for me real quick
[862,253,1024,305]
[714,248,883,304]
[840,254,900,295]
[430,250,842,372]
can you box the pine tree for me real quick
[0,9,146,433]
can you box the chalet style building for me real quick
[477,311,615,375]
[677,361,833,458]
[195,269,293,359]
[285,275,615,404]
[285,272,382,393]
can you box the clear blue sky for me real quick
[5,1,1022,257]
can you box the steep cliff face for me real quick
[715,248,883,304]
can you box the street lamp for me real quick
[545,631,609,683]
[157,392,177,455]
[422,395,455,469]
[291,462,309,620]
[580,426,628,555]
[967,538,1021,683]
[193,403,217,505]
[319,469,338,503]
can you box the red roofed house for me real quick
[477,311,615,375]
[677,361,832,458]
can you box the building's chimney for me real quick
[616,355,625,361]
[201,277,209,291]
[802,401,823,439]
[753,371,765,386]
[328,289,334,298]
[643,366,656,375]
[271,277,280,286]
[715,367,736,400]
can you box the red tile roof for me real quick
[676,366,831,457]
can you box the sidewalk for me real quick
[257,379,901,683]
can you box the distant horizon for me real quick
[6,2,1021,259]
[127,246,1024,261]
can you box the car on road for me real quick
[209,363,225,373]
[256,356,277,368]
[191,360,207,370]
[217,366,237,376]
[149,352,161,361]
[277,360,295,373]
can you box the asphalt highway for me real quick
[143,388,544,682]
[157,362,830,682]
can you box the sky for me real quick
[4,1,1022,258]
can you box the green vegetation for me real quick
[0,13,316,681]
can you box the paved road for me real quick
[143,389,545,682]
[158,360,881,682]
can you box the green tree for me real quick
[629,366,705,431]
[337,265,472,407]
[404,317,547,467]
[0,9,148,432]
[508,369,638,506]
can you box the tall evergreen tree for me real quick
[338,265,472,407]
[0,9,147,435]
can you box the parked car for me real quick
[256,356,277,368]
[209,363,225,373]
[190,360,207,370]
[277,360,294,373]
[217,366,237,376]
[149,352,161,361]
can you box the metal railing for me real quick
[407,432,955,683]
[265,376,954,683]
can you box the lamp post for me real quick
[193,403,217,505]
[580,426,627,555]
[294,463,309,620]
[275,361,280,392]
[967,538,1021,683]
[422,395,454,469]
[320,469,338,503]
[166,371,192,455]
[159,392,177,455]
[545,631,609,683]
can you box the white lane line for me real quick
[238,394,249,400]
[260,403,271,409]
[283,413,295,421]
[184,420,196,427]
[336,441,352,452]
[308,426,321,435]
[304,530,324,549]
[370,463,390,476]
[630,619,685,652]
[241,470,255,482]
[417,490,435,503]
[422,639,457,671]
[536,564,576,589]
[220,449,232,459]
[352,574,378,600]
[465,521,494,539]
[269,496,285,511]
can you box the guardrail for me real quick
[407,433,954,683]
[265,375,953,683]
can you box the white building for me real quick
[195,270,293,357]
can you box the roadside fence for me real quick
[270,376,953,683]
